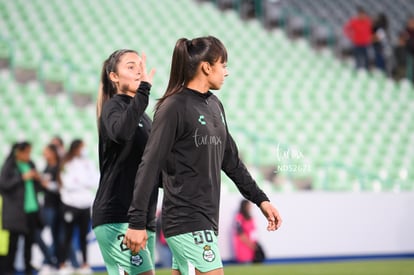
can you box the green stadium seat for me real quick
[0,0,413,192]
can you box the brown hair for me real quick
[63,139,83,164]
[96,49,138,129]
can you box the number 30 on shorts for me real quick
[192,230,214,245]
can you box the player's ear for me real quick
[109,72,119,83]
[201,62,211,76]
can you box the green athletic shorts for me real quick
[94,223,155,275]
[166,230,223,275]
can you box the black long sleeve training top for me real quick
[92,82,159,231]
[128,88,269,237]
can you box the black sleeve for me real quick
[128,98,181,230]
[146,173,163,231]
[220,106,269,207]
[0,160,23,193]
[145,181,159,232]
[101,82,151,143]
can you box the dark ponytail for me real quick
[97,49,138,129]
[155,39,189,110]
[156,36,228,110]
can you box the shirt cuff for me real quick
[137,81,151,96]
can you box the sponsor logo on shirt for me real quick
[193,128,222,148]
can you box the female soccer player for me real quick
[92,49,158,275]
[125,36,282,275]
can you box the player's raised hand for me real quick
[140,52,155,85]
[260,201,282,231]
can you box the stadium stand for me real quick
[215,0,414,49]
[0,69,98,168]
[274,0,414,48]
[0,0,413,192]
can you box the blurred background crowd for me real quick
[0,137,98,275]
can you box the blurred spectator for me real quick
[155,211,172,268]
[58,139,98,275]
[48,137,81,273]
[403,16,414,82]
[393,31,409,81]
[232,200,265,263]
[37,144,62,275]
[50,135,65,159]
[344,6,373,70]
[372,13,391,73]
[0,142,43,275]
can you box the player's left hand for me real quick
[123,228,147,254]
[260,201,282,231]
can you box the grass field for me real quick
[93,259,414,275]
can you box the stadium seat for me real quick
[0,0,413,192]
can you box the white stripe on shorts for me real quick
[118,264,124,275]
[187,260,196,275]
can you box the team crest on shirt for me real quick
[131,252,143,266]
[198,115,207,125]
[202,245,216,262]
